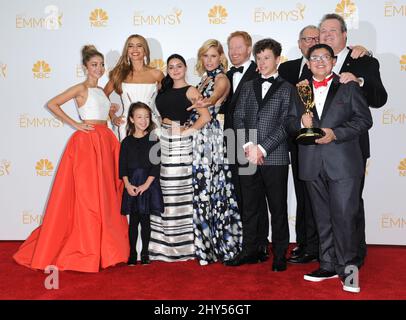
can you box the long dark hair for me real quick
[126,102,155,137]
[159,53,187,94]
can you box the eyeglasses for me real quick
[300,36,319,44]
[309,55,333,62]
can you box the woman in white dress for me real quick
[104,34,164,141]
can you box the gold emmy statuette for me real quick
[296,84,325,145]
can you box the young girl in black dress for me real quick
[119,102,163,265]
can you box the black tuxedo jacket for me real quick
[340,49,387,159]
[340,49,387,108]
[222,61,260,130]
[285,75,373,181]
[299,48,387,159]
[278,57,311,86]
[234,76,293,166]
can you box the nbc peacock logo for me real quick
[400,55,406,71]
[398,158,406,176]
[335,0,357,19]
[208,5,228,24]
[36,159,54,176]
[32,60,51,79]
[90,8,108,27]
[150,59,166,72]
[0,160,11,176]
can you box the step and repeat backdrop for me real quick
[0,0,405,244]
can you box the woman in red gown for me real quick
[13,45,129,272]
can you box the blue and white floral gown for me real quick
[190,67,243,265]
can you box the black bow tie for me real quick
[230,66,244,74]
[259,76,276,84]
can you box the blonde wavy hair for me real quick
[195,39,228,76]
[108,34,151,94]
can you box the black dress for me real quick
[119,133,163,215]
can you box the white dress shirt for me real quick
[299,56,308,79]
[232,60,253,92]
[313,74,334,118]
[333,46,350,74]
[243,72,279,157]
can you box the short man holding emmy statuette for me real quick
[285,44,372,293]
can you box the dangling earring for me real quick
[127,57,130,65]
[144,56,148,65]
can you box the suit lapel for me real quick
[300,63,312,81]
[339,49,352,73]
[253,78,263,108]
[320,76,340,120]
[309,85,320,122]
[261,77,283,108]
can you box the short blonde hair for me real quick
[227,31,252,47]
[195,39,228,76]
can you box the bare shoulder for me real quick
[215,73,228,82]
[149,68,165,82]
[61,83,87,96]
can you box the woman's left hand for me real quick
[186,97,211,111]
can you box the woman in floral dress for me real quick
[190,39,242,265]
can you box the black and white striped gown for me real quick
[149,86,195,261]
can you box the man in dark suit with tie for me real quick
[319,13,388,266]
[222,31,269,263]
[227,38,292,271]
[285,43,373,293]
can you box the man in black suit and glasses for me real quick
[319,13,387,267]
[222,31,269,263]
[227,38,292,272]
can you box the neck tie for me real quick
[230,66,244,75]
[313,74,334,89]
[259,76,275,84]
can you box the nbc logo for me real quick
[335,0,358,29]
[0,160,11,176]
[208,5,228,24]
[150,59,166,72]
[90,8,108,27]
[335,0,357,18]
[398,158,406,176]
[32,60,51,79]
[400,55,406,71]
[36,159,54,176]
[0,63,6,78]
